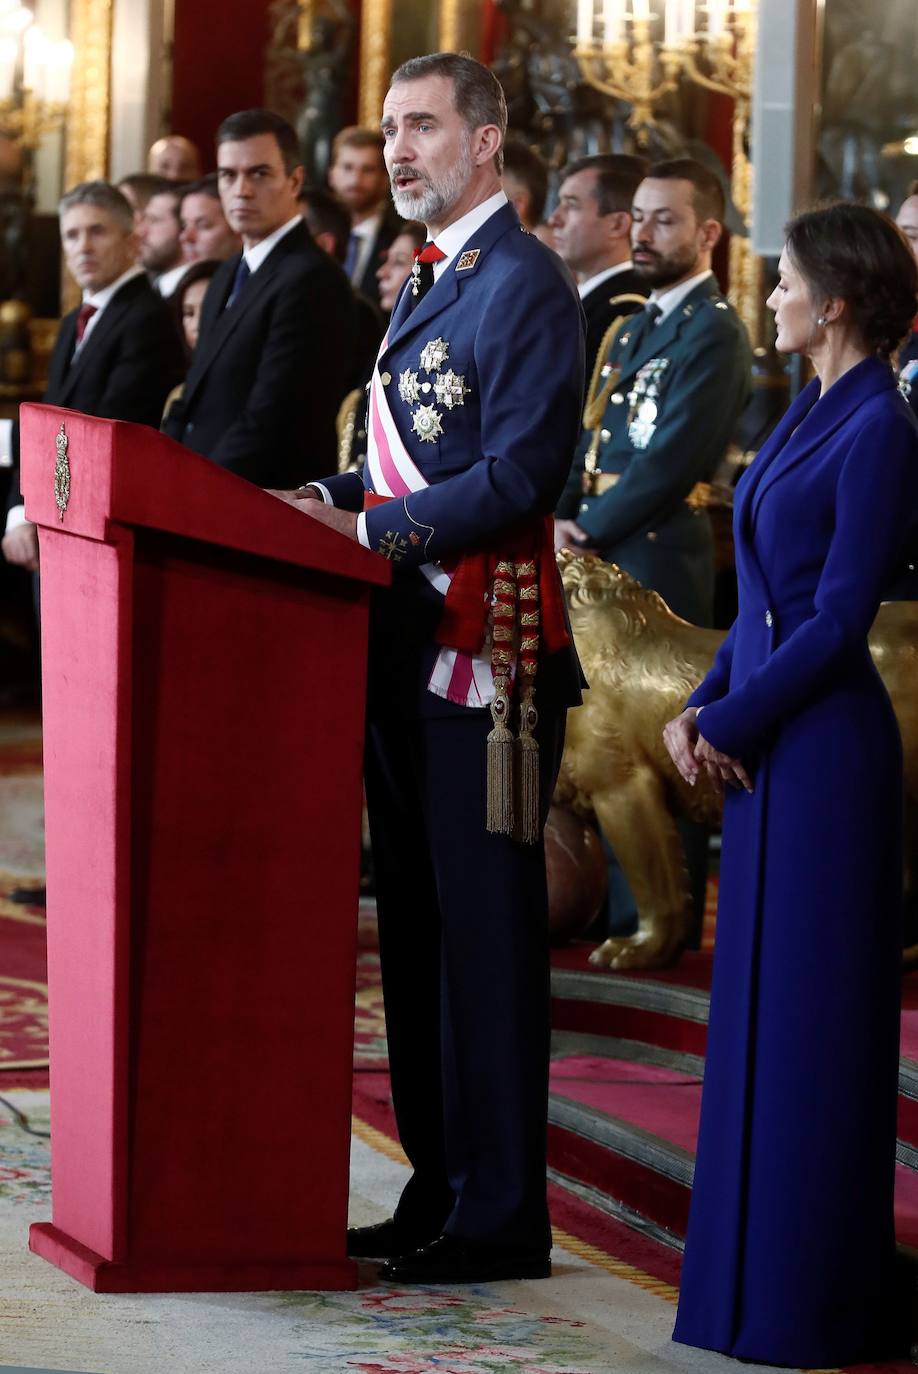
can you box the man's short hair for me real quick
[59,180,135,232]
[331,125,385,167]
[180,172,221,206]
[298,185,351,262]
[560,154,648,216]
[645,157,726,223]
[502,140,549,223]
[117,172,172,213]
[216,109,301,175]
[390,51,508,174]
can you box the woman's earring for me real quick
[816,315,827,327]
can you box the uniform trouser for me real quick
[364,706,566,1250]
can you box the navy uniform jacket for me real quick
[319,200,585,718]
[558,275,752,624]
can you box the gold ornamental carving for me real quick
[554,553,918,971]
[54,422,70,521]
[357,0,392,127]
[64,0,113,188]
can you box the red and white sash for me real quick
[366,335,496,707]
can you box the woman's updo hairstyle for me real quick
[785,202,918,358]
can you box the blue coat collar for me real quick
[384,201,521,353]
[744,355,896,527]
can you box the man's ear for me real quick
[475,125,502,166]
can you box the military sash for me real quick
[365,334,497,709]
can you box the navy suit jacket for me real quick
[688,356,918,757]
[320,200,585,716]
[162,220,355,487]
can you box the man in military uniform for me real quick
[273,53,584,1284]
[556,158,752,627]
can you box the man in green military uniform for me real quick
[556,157,752,627]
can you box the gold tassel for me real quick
[487,682,515,836]
[515,691,540,845]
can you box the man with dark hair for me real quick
[501,140,548,231]
[327,125,399,307]
[556,155,749,619]
[162,108,355,487]
[549,154,648,383]
[556,156,751,957]
[274,51,584,1286]
[2,180,185,573]
[137,182,189,296]
[179,174,241,263]
[117,172,172,221]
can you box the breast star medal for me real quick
[398,369,421,404]
[411,404,444,443]
[433,369,470,410]
[54,422,71,521]
[419,337,450,373]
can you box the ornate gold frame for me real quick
[358,0,393,127]
[64,0,114,187]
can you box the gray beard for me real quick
[390,141,474,225]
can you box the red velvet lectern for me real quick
[20,403,389,1293]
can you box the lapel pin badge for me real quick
[455,249,480,272]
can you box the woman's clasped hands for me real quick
[663,708,754,795]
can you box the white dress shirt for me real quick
[156,261,192,298]
[242,215,302,274]
[577,260,635,299]
[348,211,384,286]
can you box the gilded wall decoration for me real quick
[64,0,114,188]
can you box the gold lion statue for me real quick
[556,552,918,971]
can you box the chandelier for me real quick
[0,0,73,152]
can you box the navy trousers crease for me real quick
[364,707,565,1250]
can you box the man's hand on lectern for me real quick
[265,486,321,506]
[298,501,359,541]
[2,521,39,572]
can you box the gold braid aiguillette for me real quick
[486,560,517,837]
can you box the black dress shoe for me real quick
[379,1233,551,1284]
[347,1217,441,1259]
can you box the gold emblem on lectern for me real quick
[54,423,70,521]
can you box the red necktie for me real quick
[410,241,447,308]
[75,302,98,344]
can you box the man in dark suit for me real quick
[162,109,354,488]
[275,52,584,1286]
[548,154,649,387]
[327,126,401,308]
[2,180,185,573]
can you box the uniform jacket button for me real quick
[611,393,624,405]
[646,530,657,542]
[380,371,392,385]
[600,428,611,441]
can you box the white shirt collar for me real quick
[577,261,635,300]
[351,211,383,242]
[429,190,509,278]
[242,215,302,274]
[83,263,146,310]
[648,268,713,324]
[156,262,191,298]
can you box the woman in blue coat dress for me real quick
[664,202,918,1368]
